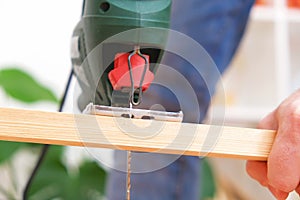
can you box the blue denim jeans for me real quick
[106,0,254,199]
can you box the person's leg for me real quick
[106,151,200,200]
[170,0,255,74]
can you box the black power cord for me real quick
[22,69,74,200]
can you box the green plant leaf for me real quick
[0,68,58,103]
[28,146,107,200]
[28,146,69,200]
[70,161,107,199]
[60,160,107,200]
[0,141,24,163]
[200,158,216,199]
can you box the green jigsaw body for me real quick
[71,0,171,109]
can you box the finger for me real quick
[295,184,300,196]
[257,111,278,130]
[246,161,268,186]
[268,185,289,200]
[246,112,277,187]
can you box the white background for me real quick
[0,0,82,110]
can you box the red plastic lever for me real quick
[108,52,154,91]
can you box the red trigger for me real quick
[108,52,154,91]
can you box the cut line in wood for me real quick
[0,107,276,161]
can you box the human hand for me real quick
[246,89,300,200]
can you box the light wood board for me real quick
[0,107,276,160]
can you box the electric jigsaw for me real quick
[71,1,182,199]
[71,0,180,116]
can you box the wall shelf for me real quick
[251,6,276,21]
[208,2,300,127]
[252,6,300,22]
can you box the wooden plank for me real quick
[0,107,276,160]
